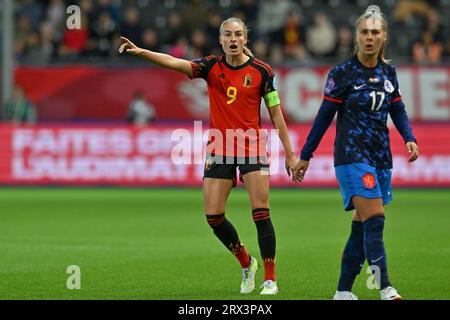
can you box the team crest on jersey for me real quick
[384,80,394,93]
[362,173,376,189]
[324,78,335,94]
[369,77,380,83]
[243,74,252,87]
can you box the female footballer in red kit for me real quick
[119,17,299,295]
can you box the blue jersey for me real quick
[301,55,416,169]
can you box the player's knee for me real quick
[250,198,269,210]
[204,201,225,215]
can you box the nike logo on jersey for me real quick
[353,84,366,90]
[371,256,384,263]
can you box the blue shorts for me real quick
[335,162,393,211]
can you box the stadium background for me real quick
[0,0,449,300]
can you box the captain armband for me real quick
[264,91,280,108]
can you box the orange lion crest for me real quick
[362,173,376,189]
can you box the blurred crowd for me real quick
[10,0,450,66]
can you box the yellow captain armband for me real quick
[264,90,280,108]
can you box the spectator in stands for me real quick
[393,0,433,25]
[161,11,187,47]
[252,38,270,62]
[94,0,121,25]
[121,7,143,47]
[332,25,354,60]
[190,29,210,58]
[127,90,156,126]
[91,11,118,56]
[25,21,58,64]
[168,37,190,59]
[182,0,210,33]
[141,28,161,53]
[257,0,299,45]
[46,0,65,41]
[79,0,96,25]
[306,11,337,58]
[2,85,37,124]
[282,11,308,62]
[15,15,33,61]
[205,10,224,55]
[426,10,446,47]
[411,9,445,65]
[412,31,443,64]
[236,0,259,31]
[269,44,284,65]
[60,14,89,57]
[10,0,450,65]
[16,0,44,32]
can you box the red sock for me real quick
[232,243,251,268]
[264,258,276,281]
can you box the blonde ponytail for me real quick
[243,45,254,57]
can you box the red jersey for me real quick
[190,55,277,158]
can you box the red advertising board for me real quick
[1,123,449,187]
[14,65,450,122]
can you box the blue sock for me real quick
[363,216,392,289]
[337,221,365,291]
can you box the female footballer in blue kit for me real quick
[292,5,419,300]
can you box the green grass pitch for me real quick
[0,187,449,300]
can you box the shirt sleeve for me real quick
[261,66,276,96]
[389,67,417,144]
[323,66,347,103]
[189,55,216,80]
[390,66,402,104]
[300,99,339,161]
[300,67,344,161]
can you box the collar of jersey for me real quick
[220,55,254,70]
[353,54,381,70]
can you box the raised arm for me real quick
[119,37,193,77]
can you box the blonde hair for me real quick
[219,17,254,57]
[354,5,390,64]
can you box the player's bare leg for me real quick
[203,177,233,215]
